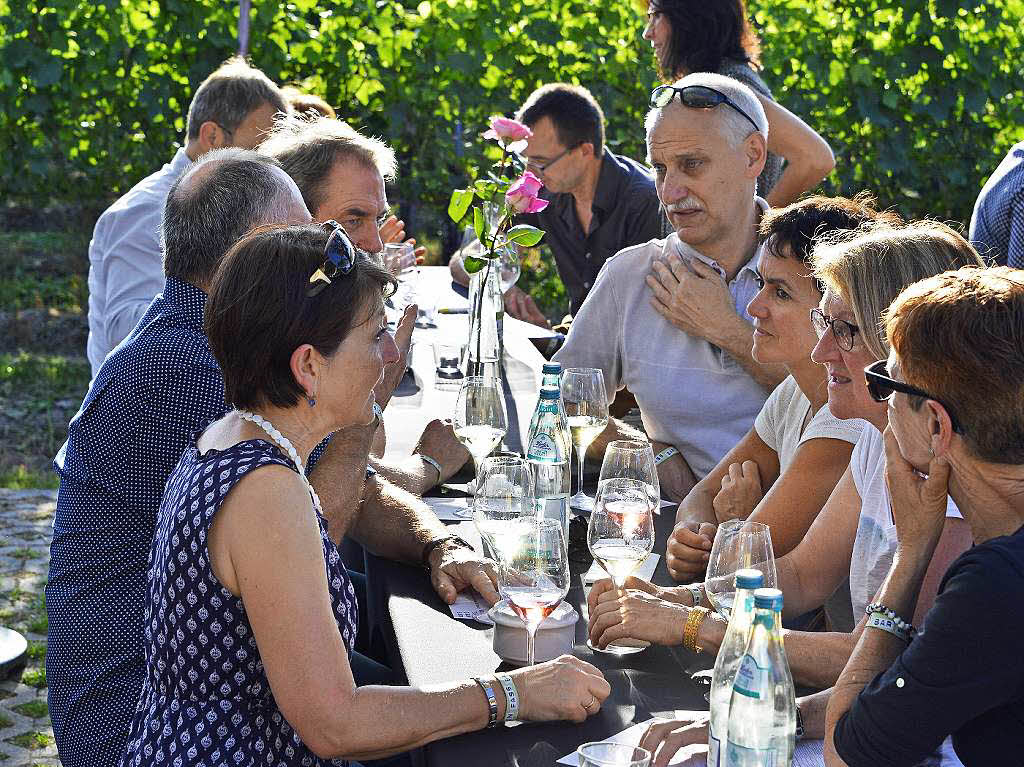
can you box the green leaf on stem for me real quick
[464,254,487,274]
[472,205,489,244]
[473,178,499,201]
[448,188,474,223]
[505,224,545,247]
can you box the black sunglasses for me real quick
[650,84,761,134]
[308,220,355,297]
[864,360,963,434]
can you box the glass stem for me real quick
[576,441,586,496]
[527,620,539,666]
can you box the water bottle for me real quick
[725,588,796,767]
[526,387,571,542]
[541,361,562,390]
[708,568,764,767]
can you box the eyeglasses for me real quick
[650,84,761,135]
[810,308,859,352]
[864,360,963,434]
[523,142,582,174]
[308,220,355,297]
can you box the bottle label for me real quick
[707,731,721,767]
[732,654,766,699]
[527,432,557,460]
[725,741,778,767]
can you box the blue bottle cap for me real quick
[542,362,562,374]
[734,568,763,590]
[753,588,783,611]
[539,387,560,399]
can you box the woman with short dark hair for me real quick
[120,223,609,767]
[640,0,835,207]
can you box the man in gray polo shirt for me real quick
[554,72,787,501]
[86,57,286,375]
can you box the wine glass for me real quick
[704,519,776,619]
[497,517,570,666]
[577,743,652,767]
[499,247,521,293]
[453,375,507,498]
[587,443,657,655]
[473,455,533,556]
[561,367,609,512]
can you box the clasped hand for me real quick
[646,253,739,344]
[586,576,691,649]
[712,460,763,523]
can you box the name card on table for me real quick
[448,591,494,625]
[556,715,825,766]
[584,554,660,584]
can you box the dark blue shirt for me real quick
[835,524,1024,766]
[970,140,1024,268]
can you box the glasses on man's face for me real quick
[308,220,355,297]
[810,307,859,352]
[864,360,963,434]
[650,84,761,135]
[523,142,581,175]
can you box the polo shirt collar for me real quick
[162,277,207,334]
[591,151,626,219]
[669,196,768,281]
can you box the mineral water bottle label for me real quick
[725,741,778,767]
[707,731,721,767]
[527,433,557,460]
[732,654,766,699]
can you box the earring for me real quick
[307,395,316,408]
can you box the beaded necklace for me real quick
[237,410,323,513]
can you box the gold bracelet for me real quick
[682,606,710,653]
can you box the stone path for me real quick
[0,489,60,766]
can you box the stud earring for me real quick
[307,395,316,408]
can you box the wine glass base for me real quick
[587,638,650,655]
[569,492,595,513]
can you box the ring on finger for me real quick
[581,695,597,711]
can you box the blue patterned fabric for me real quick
[121,439,357,767]
[970,140,1024,268]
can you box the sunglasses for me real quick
[810,308,859,351]
[650,84,761,134]
[308,220,355,297]
[864,360,963,434]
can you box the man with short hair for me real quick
[49,149,496,767]
[554,72,787,500]
[86,57,287,375]
[260,114,470,492]
[970,140,1024,268]
[450,83,663,325]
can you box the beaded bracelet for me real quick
[473,676,499,728]
[495,672,519,722]
[865,602,916,641]
[682,606,710,653]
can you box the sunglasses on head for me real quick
[649,84,761,134]
[864,360,963,434]
[308,220,355,297]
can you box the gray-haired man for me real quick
[554,72,787,505]
[86,57,286,374]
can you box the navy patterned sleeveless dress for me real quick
[120,439,359,767]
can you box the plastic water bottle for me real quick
[708,568,764,767]
[725,588,796,767]
[526,387,571,541]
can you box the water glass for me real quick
[453,375,507,493]
[561,368,609,512]
[432,342,465,389]
[576,743,651,767]
[473,455,534,557]
[704,519,776,619]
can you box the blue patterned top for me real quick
[121,439,357,767]
[970,140,1024,268]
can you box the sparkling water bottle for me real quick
[725,588,796,767]
[526,387,571,541]
[708,568,764,767]
[541,361,562,389]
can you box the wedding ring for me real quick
[582,695,597,711]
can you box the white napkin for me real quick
[584,553,660,584]
[423,495,474,522]
[556,715,825,766]
[448,590,494,625]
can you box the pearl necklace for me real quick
[237,410,323,513]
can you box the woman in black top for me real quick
[641,0,835,207]
[825,266,1024,766]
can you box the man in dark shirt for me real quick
[451,83,663,325]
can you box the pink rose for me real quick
[482,116,533,145]
[506,171,549,214]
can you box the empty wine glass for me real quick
[704,519,776,619]
[473,455,533,558]
[453,375,507,499]
[561,368,609,512]
[498,517,570,666]
[577,743,651,767]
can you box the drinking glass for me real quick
[561,368,609,512]
[453,376,507,494]
[432,342,465,389]
[385,242,418,316]
[587,442,656,655]
[704,519,776,619]
[577,743,651,767]
[499,247,521,293]
[473,455,533,552]
[497,517,570,666]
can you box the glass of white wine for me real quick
[473,455,533,563]
[587,441,657,655]
[498,517,570,666]
[453,375,507,515]
[704,519,776,619]
[560,367,609,512]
